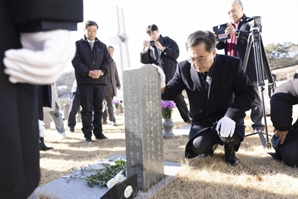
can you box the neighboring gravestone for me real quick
[63,103,70,120]
[123,64,164,191]
[43,107,51,129]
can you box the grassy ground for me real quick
[39,106,298,199]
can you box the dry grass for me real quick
[39,108,298,199]
[39,65,298,198]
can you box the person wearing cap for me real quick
[72,20,110,143]
[159,30,255,166]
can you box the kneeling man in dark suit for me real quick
[160,30,255,166]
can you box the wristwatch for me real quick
[101,72,104,76]
[235,30,240,37]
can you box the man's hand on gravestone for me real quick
[152,64,166,89]
[216,116,236,137]
[3,30,75,84]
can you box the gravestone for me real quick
[43,107,51,129]
[123,64,164,191]
[63,103,70,120]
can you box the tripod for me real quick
[242,16,275,148]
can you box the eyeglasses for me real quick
[187,53,211,65]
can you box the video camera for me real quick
[247,16,261,30]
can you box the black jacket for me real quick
[72,36,111,85]
[0,1,83,198]
[216,14,262,82]
[105,59,121,97]
[162,55,255,130]
[140,34,179,83]
[271,79,298,131]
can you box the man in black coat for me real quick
[140,24,190,123]
[216,0,265,134]
[270,79,298,167]
[102,46,121,126]
[161,30,255,166]
[72,21,111,143]
[0,0,83,198]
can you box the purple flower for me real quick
[161,100,176,119]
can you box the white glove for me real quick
[152,64,166,88]
[3,30,76,84]
[216,116,236,137]
[38,120,46,137]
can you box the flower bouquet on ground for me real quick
[112,99,121,109]
[161,100,176,119]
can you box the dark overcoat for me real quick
[162,55,255,149]
[0,1,82,198]
[105,59,121,97]
[140,34,179,83]
[216,14,262,82]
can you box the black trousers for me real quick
[103,96,116,123]
[78,84,106,139]
[67,92,81,129]
[173,93,189,122]
[189,123,242,157]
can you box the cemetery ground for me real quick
[38,108,298,199]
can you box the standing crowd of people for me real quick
[1,0,297,198]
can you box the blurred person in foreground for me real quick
[160,30,255,166]
[216,0,265,135]
[102,46,121,126]
[140,24,190,124]
[72,20,110,143]
[0,0,83,198]
[270,79,298,167]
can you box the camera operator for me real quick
[140,24,190,124]
[216,0,265,135]
[270,79,298,167]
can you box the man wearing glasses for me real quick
[160,30,255,166]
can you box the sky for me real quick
[66,0,298,75]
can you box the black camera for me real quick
[248,16,261,29]
[149,40,155,46]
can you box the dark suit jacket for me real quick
[216,14,262,82]
[140,34,179,83]
[105,59,121,97]
[0,1,82,198]
[162,54,255,139]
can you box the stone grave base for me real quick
[36,155,182,199]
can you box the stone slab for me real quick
[36,155,182,199]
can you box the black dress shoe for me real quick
[95,135,108,140]
[224,144,239,166]
[84,138,92,143]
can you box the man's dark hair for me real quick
[185,30,216,52]
[85,20,98,29]
[146,24,158,34]
[107,46,114,50]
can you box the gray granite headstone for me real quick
[63,103,70,120]
[43,107,51,129]
[123,64,164,191]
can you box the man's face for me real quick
[187,42,216,73]
[85,25,97,41]
[108,47,114,57]
[148,30,160,41]
[227,1,244,23]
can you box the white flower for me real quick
[114,173,125,183]
[107,178,117,190]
